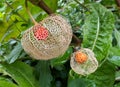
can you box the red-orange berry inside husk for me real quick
[75,51,88,64]
[34,25,48,40]
[21,14,72,60]
[70,48,98,75]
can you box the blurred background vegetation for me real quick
[0,0,120,87]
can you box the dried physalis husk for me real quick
[21,14,72,60]
[70,48,98,75]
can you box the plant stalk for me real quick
[38,0,54,15]
[115,0,120,7]
[25,0,38,25]
[28,0,54,15]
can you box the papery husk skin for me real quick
[70,48,98,75]
[21,14,72,60]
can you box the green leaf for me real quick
[114,29,120,48]
[88,61,115,87]
[0,1,27,42]
[50,47,73,67]
[114,83,120,87]
[100,0,116,5]
[115,71,120,82]
[109,47,120,56]
[82,3,115,61]
[0,21,9,42]
[68,70,85,87]
[60,1,84,30]
[1,0,46,42]
[108,56,120,66]
[68,78,86,87]
[68,70,96,87]
[0,18,24,42]
[6,42,23,64]
[84,0,93,3]
[0,77,18,87]
[35,61,53,87]
[0,80,18,87]
[1,61,39,87]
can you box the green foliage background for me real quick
[0,0,120,87]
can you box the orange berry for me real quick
[75,52,87,64]
[34,26,48,40]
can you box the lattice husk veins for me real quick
[21,14,72,60]
[70,48,98,75]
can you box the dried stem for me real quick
[72,34,81,46]
[38,0,54,15]
[115,0,120,7]
[29,0,54,15]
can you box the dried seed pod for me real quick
[70,48,98,75]
[21,14,72,60]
